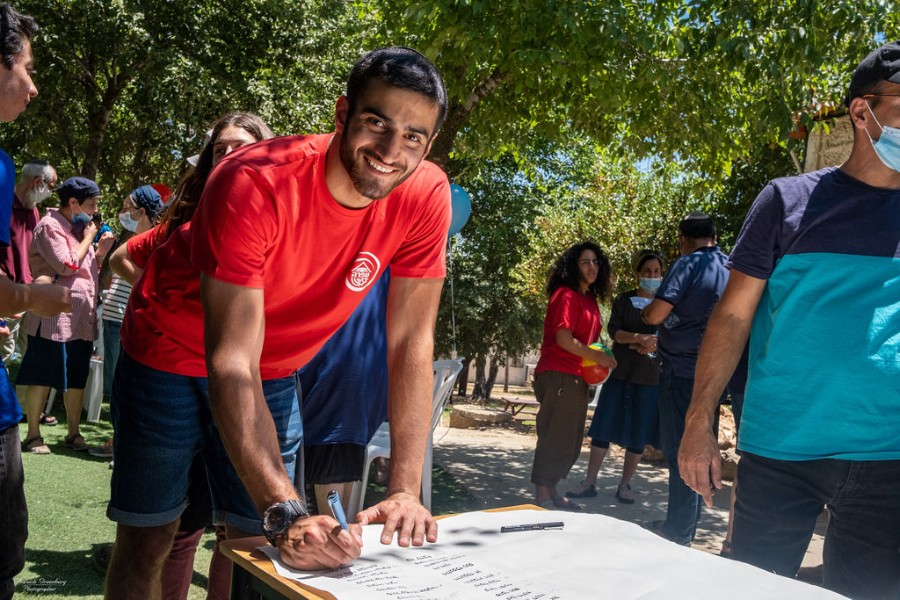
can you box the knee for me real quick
[112,522,179,567]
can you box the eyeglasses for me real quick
[579,259,601,267]
[861,94,900,99]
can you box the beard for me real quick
[339,141,413,201]
[21,187,50,209]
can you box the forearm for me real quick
[614,329,654,346]
[385,338,434,498]
[0,277,31,315]
[207,362,298,511]
[109,246,142,285]
[75,235,93,264]
[685,306,751,430]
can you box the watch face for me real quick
[265,506,289,532]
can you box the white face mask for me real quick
[118,211,139,232]
[22,183,51,209]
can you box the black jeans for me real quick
[0,424,28,600]
[734,451,900,600]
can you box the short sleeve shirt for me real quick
[534,286,602,377]
[728,167,900,461]
[655,246,729,378]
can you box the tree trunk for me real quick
[484,359,500,402]
[429,67,509,173]
[472,355,487,404]
[81,83,127,179]
[456,357,472,398]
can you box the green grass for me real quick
[15,403,476,599]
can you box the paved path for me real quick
[432,424,825,566]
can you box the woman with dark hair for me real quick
[102,111,274,600]
[567,249,664,504]
[157,112,274,243]
[530,241,617,510]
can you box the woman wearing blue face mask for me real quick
[567,249,665,504]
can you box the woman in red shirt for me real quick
[531,241,616,510]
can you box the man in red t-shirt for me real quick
[199,47,451,566]
[106,47,451,594]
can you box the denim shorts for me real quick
[107,351,303,535]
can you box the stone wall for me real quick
[804,115,853,172]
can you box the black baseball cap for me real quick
[847,41,900,105]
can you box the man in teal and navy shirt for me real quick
[678,41,900,600]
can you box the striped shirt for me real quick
[102,274,132,325]
[24,209,99,342]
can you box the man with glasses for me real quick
[678,41,900,599]
[640,212,728,546]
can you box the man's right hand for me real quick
[27,279,72,316]
[277,515,363,571]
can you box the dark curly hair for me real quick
[546,241,612,301]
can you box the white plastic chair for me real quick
[347,357,464,517]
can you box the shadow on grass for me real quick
[17,544,107,597]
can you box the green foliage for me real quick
[516,145,716,300]
[437,153,547,373]
[361,0,895,179]
[0,0,366,219]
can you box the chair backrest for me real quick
[430,358,464,433]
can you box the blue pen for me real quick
[327,490,349,531]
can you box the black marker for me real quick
[500,521,564,533]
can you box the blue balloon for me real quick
[448,184,472,237]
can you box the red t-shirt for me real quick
[122,134,450,379]
[534,286,602,377]
[120,223,209,376]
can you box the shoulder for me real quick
[763,167,837,212]
[388,160,450,202]
[218,134,328,175]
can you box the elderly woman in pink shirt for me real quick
[18,177,113,454]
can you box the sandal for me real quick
[39,413,58,426]
[615,484,635,504]
[64,433,90,452]
[23,436,51,454]
[545,495,581,511]
[566,482,597,499]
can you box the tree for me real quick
[359,0,895,182]
[0,0,366,214]
[435,151,550,401]
[516,145,716,302]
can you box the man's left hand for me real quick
[677,420,722,508]
[355,491,438,547]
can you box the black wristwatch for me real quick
[262,499,309,546]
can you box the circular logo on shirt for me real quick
[346,252,381,292]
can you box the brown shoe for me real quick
[64,433,89,452]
